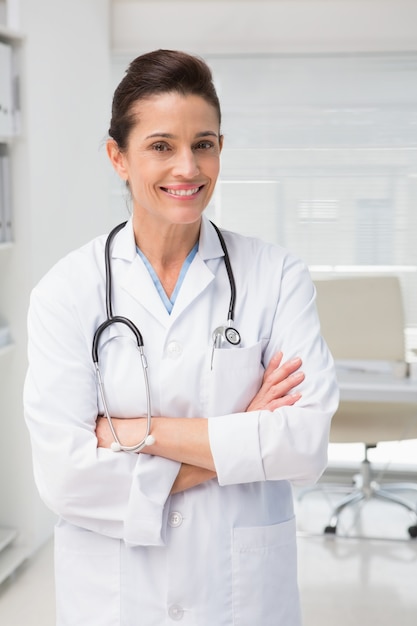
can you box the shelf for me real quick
[0,531,29,586]
[0,343,14,357]
[0,134,18,144]
[0,23,23,43]
[0,526,17,552]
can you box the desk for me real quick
[334,364,417,444]
[312,363,417,539]
[337,367,417,404]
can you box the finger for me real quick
[268,392,302,411]
[267,357,303,386]
[262,370,304,406]
[273,370,305,394]
[279,356,302,376]
[263,351,283,380]
[256,363,304,406]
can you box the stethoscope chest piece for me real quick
[224,327,241,345]
[211,324,241,369]
[212,325,241,349]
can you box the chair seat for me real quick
[308,276,417,538]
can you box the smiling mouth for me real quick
[162,186,204,197]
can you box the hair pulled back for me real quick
[109,49,221,150]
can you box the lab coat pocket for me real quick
[232,516,301,626]
[207,340,264,416]
[55,520,121,626]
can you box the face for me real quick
[107,92,223,230]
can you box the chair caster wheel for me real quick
[324,525,337,535]
[408,525,417,539]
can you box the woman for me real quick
[24,50,339,625]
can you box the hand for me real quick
[171,463,216,494]
[246,351,304,412]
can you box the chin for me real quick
[167,206,206,225]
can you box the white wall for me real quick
[21,0,113,283]
[0,0,112,559]
[2,0,416,563]
[111,0,417,55]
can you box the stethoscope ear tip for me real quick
[109,434,154,453]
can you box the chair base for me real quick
[299,446,417,539]
[323,477,417,538]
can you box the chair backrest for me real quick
[314,276,405,361]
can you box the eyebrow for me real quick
[145,131,219,140]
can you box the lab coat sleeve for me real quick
[24,267,179,547]
[208,253,339,487]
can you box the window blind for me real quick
[204,53,417,348]
[111,52,417,347]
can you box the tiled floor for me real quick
[295,484,417,626]
[0,486,416,626]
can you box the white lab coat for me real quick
[24,216,339,626]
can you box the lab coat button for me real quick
[168,511,183,527]
[168,604,184,620]
[166,341,183,358]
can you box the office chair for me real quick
[311,276,417,538]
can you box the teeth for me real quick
[165,187,200,196]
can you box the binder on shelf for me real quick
[0,316,12,349]
[0,152,12,242]
[0,326,12,349]
[0,40,13,137]
[0,5,6,27]
[10,41,21,135]
[0,152,3,241]
[0,150,4,242]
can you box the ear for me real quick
[219,134,224,153]
[106,139,128,181]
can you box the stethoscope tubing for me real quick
[92,221,152,453]
[209,221,237,323]
[92,219,240,452]
[95,355,153,453]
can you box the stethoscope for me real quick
[92,220,241,453]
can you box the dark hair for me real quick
[109,49,222,150]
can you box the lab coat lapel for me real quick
[169,254,214,321]
[122,257,170,327]
[110,216,224,326]
[169,216,225,321]
[109,219,169,327]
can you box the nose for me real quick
[172,147,200,178]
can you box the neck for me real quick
[133,217,201,298]
[135,220,200,265]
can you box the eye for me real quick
[151,142,171,152]
[194,140,215,151]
